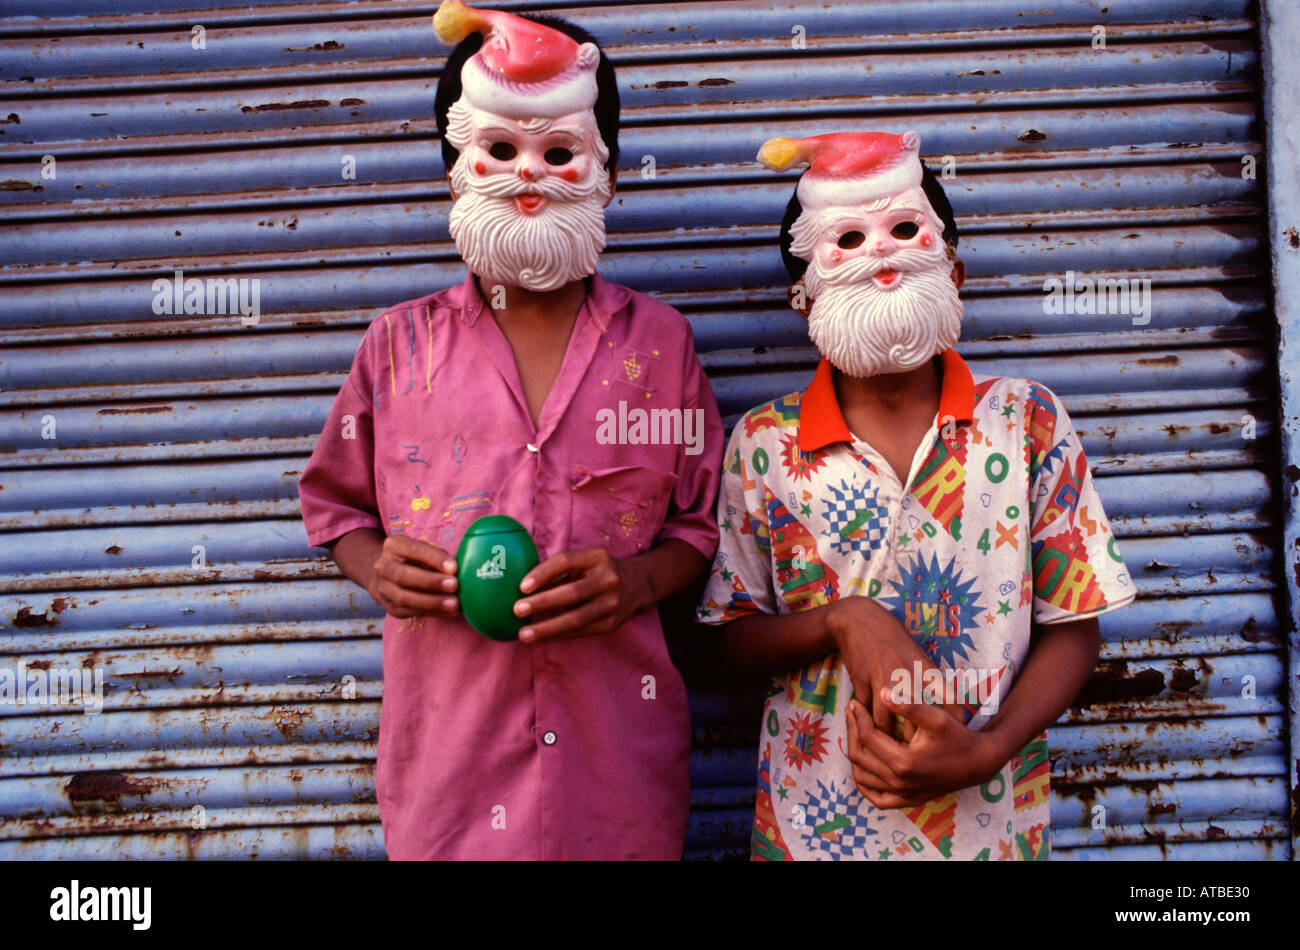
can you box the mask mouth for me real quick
[514,194,547,214]
[873,268,901,289]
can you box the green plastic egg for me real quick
[455,514,540,641]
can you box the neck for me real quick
[833,355,942,413]
[478,275,589,326]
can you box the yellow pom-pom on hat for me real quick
[432,0,487,46]
[757,137,810,172]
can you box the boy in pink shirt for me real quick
[298,2,723,859]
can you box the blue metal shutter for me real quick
[0,0,1291,859]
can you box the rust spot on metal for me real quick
[1241,616,1260,642]
[1206,824,1228,840]
[96,405,173,414]
[104,544,122,555]
[1167,665,1199,693]
[271,707,308,739]
[1208,423,1231,434]
[1284,226,1299,249]
[0,179,40,191]
[1136,355,1178,365]
[65,772,155,806]
[26,659,52,671]
[1,113,19,124]
[1016,129,1046,142]
[240,99,331,114]
[1054,783,1096,803]
[651,80,688,89]
[1153,619,1196,640]
[1148,802,1176,816]
[286,40,345,52]
[119,667,183,682]
[1284,465,1300,483]
[698,78,734,87]
[1143,558,1173,572]
[13,606,58,628]
[339,98,365,107]
[1072,661,1166,707]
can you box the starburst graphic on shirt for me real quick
[783,711,830,771]
[820,479,888,556]
[779,432,828,482]
[880,552,984,666]
[623,354,642,381]
[796,780,880,860]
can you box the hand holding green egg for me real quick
[456,514,541,641]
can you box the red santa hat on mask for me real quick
[433,0,600,119]
[758,131,924,212]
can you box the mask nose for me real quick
[518,162,540,182]
[872,230,898,256]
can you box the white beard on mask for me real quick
[447,150,610,293]
[803,248,964,379]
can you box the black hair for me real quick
[434,15,621,176]
[778,162,959,283]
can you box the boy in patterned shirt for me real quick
[697,131,1135,860]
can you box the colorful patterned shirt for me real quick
[299,271,723,859]
[697,349,1134,861]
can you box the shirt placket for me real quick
[853,421,944,595]
[499,299,606,861]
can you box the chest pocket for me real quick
[569,464,679,558]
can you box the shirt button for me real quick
[542,730,557,746]
[526,443,539,453]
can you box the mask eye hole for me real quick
[836,231,865,249]
[544,147,574,166]
[487,142,517,161]
[891,221,920,240]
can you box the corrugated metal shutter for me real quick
[0,0,1290,859]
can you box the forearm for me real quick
[625,538,710,613]
[710,607,838,678]
[327,526,386,592]
[980,616,1102,764]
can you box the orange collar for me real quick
[797,349,976,454]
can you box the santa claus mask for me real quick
[760,131,963,378]
[435,1,610,292]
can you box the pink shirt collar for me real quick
[454,270,631,334]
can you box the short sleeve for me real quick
[1026,384,1135,624]
[696,422,779,624]
[298,330,385,549]
[653,334,725,562]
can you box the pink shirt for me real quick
[298,272,723,859]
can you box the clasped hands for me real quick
[827,597,1010,809]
